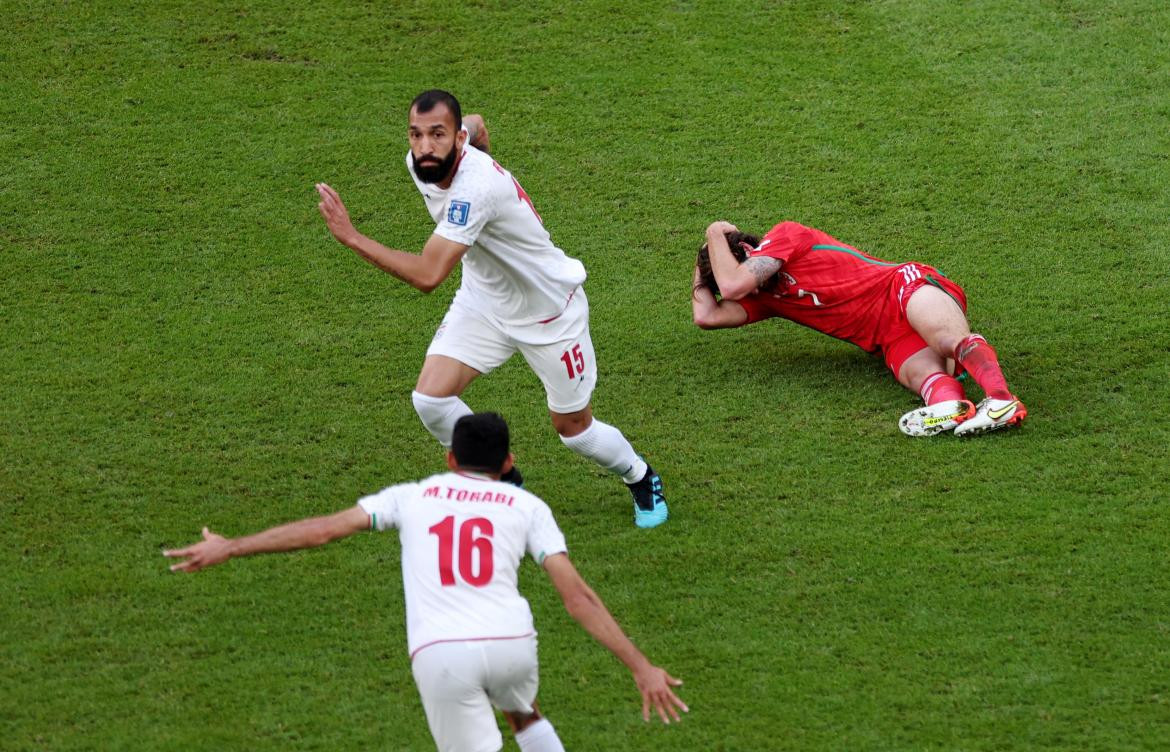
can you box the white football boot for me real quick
[953,397,1027,437]
[899,399,976,437]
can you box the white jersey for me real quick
[407,144,587,326]
[358,471,568,658]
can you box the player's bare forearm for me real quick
[231,514,353,555]
[567,583,651,672]
[164,507,369,573]
[315,182,464,292]
[692,281,748,329]
[691,281,718,328]
[345,234,447,292]
[544,553,688,723]
[545,554,647,668]
[561,582,692,724]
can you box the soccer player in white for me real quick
[165,413,687,752]
[314,89,667,528]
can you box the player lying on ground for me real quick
[314,89,666,528]
[692,220,1026,436]
[165,413,687,752]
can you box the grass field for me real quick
[4,1,1170,749]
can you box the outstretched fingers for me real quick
[639,668,688,724]
[316,183,337,211]
[162,527,225,573]
[162,544,194,559]
[168,557,199,573]
[314,183,359,245]
[163,544,201,573]
[315,182,340,212]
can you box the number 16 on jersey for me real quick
[429,516,494,587]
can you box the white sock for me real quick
[559,419,647,484]
[515,718,565,752]
[411,391,472,448]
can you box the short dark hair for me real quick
[410,89,462,131]
[695,231,767,296]
[451,412,509,474]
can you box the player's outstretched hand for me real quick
[163,527,232,573]
[633,664,688,724]
[315,182,361,248]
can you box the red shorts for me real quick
[878,264,968,377]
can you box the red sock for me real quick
[919,372,967,405]
[954,334,1013,400]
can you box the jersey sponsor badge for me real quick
[447,200,470,226]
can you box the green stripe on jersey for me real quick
[810,244,901,266]
[370,512,378,530]
[926,274,961,307]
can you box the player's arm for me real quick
[315,182,468,293]
[163,506,370,573]
[691,263,748,329]
[705,220,780,301]
[463,113,490,153]
[542,553,688,724]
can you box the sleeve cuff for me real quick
[434,226,476,247]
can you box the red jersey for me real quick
[736,221,909,353]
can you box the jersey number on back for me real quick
[492,161,542,222]
[428,516,495,587]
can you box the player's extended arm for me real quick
[463,114,490,153]
[315,182,468,293]
[692,263,748,329]
[163,506,370,573]
[705,221,779,301]
[543,553,689,724]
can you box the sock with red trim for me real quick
[953,334,1013,400]
[919,372,967,405]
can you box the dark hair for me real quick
[410,89,462,131]
[695,231,767,297]
[451,412,509,473]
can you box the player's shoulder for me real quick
[510,484,554,512]
[451,146,504,185]
[763,220,813,241]
[757,221,816,255]
[443,148,505,208]
[473,481,557,526]
[356,477,427,521]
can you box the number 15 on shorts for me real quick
[559,344,586,380]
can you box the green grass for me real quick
[3,0,1169,749]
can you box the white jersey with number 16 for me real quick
[358,471,568,658]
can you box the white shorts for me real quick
[410,636,540,752]
[426,287,597,414]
